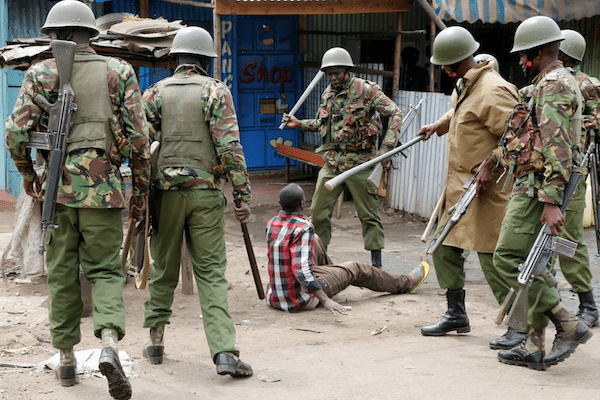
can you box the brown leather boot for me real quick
[543,302,593,366]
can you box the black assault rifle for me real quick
[427,176,477,255]
[588,130,600,256]
[426,155,499,255]
[26,40,78,254]
[498,144,593,332]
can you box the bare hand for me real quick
[322,298,348,316]
[23,177,41,200]
[417,122,440,141]
[234,200,251,224]
[282,113,301,128]
[377,144,392,170]
[129,195,146,222]
[540,203,564,235]
[474,159,495,198]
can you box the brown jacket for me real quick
[436,62,518,253]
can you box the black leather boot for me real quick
[489,327,528,350]
[371,250,382,269]
[421,289,470,336]
[576,291,599,328]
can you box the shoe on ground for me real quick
[497,343,546,371]
[409,261,429,294]
[55,364,78,387]
[99,347,132,400]
[489,327,528,350]
[420,313,471,336]
[143,342,164,364]
[543,321,593,366]
[215,352,253,377]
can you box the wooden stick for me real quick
[121,218,136,274]
[136,199,151,290]
[421,192,444,243]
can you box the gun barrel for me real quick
[427,220,455,255]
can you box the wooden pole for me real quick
[139,0,150,18]
[213,0,221,79]
[429,18,436,92]
[392,13,402,101]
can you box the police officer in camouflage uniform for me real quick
[479,16,593,370]
[417,27,518,344]
[5,1,149,398]
[141,27,253,378]
[282,47,402,268]
[556,29,600,328]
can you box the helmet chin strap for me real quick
[524,49,538,79]
[448,61,461,92]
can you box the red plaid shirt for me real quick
[266,211,318,312]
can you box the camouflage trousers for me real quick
[46,205,126,349]
[556,178,593,293]
[493,194,561,328]
[142,189,239,362]
[311,163,384,250]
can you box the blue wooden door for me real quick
[4,69,25,197]
[235,16,301,170]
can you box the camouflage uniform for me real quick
[301,74,402,250]
[556,65,600,297]
[493,61,581,328]
[4,46,150,349]
[141,64,251,360]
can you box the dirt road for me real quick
[1,177,599,400]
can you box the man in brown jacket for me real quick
[418,26,522,349]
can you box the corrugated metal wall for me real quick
[388,90,451,219]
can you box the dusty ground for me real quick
[1,174,600,400]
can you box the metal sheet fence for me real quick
[388,90,451,219]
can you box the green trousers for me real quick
[433,245,511,305]
[46,205,125,349]
[557,178,593,293]
[493,194,561,328]
[143,189,239,361]
[311,163,384,250]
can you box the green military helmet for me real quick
[560,29,586,62]
[430,26,480,66]
[279,183,305,211]
[320,47,354,71]
[41,0,99,36]
[169,26,218,58]
[510,15,563,53]
[474,53,500,74]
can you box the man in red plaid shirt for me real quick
[266,183,429,314]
